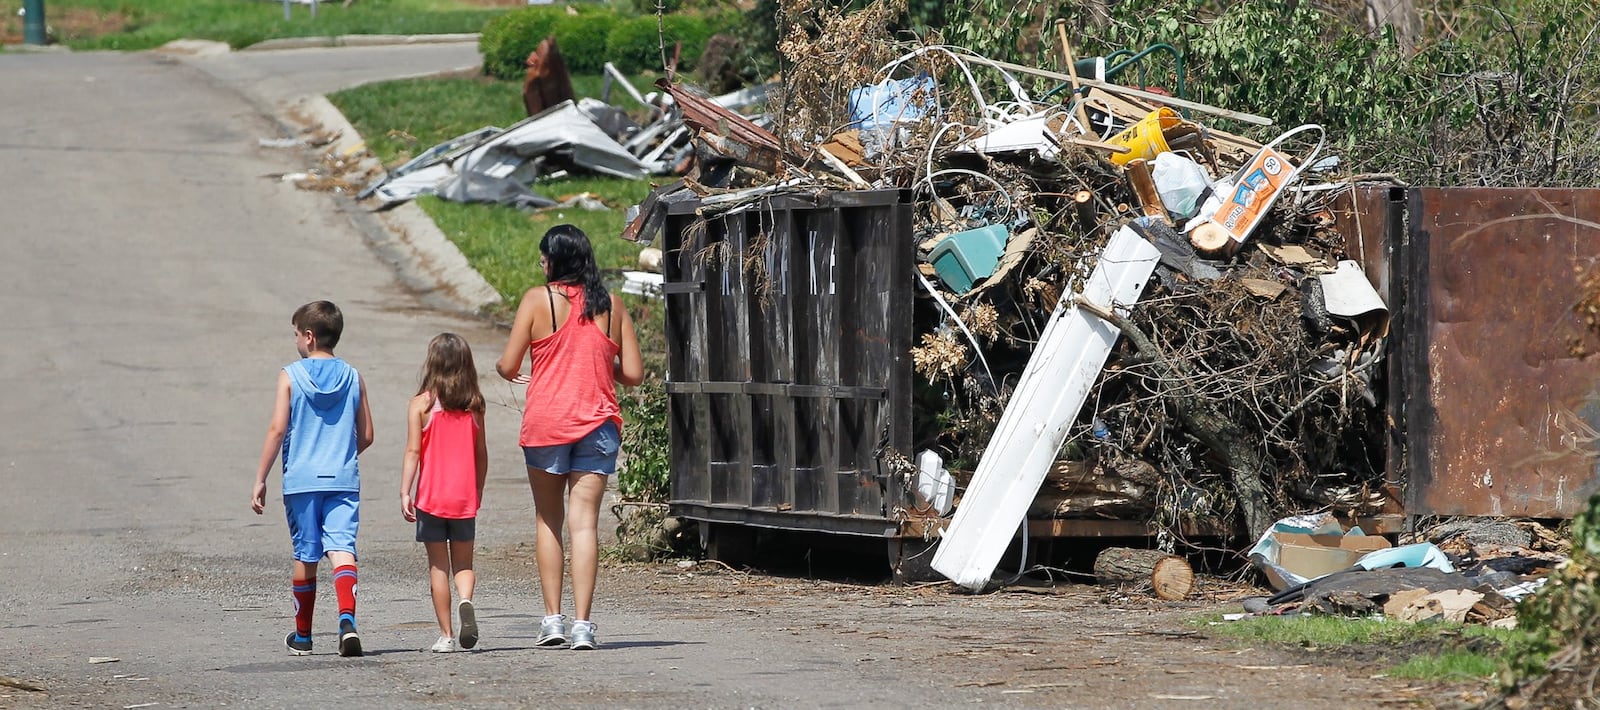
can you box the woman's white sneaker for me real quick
[430,636,458,653]
[535,614,568,647]
[570,620,597,650]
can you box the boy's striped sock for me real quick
[291,578,316,637]
[333,565,358,620]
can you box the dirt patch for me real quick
[0,6,132,45]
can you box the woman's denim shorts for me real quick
[522,420,620,475]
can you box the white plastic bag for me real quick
[1150,152,1211,220]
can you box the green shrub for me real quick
[553,8,620,74]
[663,13,733,69]
[617,295,669,502]
[604,13,731,74]
[1500,492,1600,702]
[479,6,567,80]
[604,16,663,74]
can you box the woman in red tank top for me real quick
[495,225,643,650]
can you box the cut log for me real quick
[1072,190,1099,237]
[1189,222,1234,257]
[1093,546,1195,600]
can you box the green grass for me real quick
[1388,650,1504,681]
[332,74,528,166]
[330,73,662,304]
[1206,614,1440,647]
[420,174,652,299]
[1203,614,1521,683]
[32,0,513,51]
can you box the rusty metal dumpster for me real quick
[661,189,917,553]
[1345,187,1600,519]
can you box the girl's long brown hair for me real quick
[417,332,485,413]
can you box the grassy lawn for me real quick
[5,0,516,51]
[329,71,665,302]
[1204,614,1519,683]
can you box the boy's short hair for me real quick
[292,301,344,350]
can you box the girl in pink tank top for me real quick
[496,225,644,650]
[400,333,488,653]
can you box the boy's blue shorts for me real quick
[522,420,620,475]
[284,491,359,563]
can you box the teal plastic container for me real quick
[929,224,1008,294]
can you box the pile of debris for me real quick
[627,15,1399,556]
[360,53,773,210]
[1241,514,1565,625]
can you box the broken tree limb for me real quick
[1073,295,1275,540]
[1094,547,1194,600]
[1190,222,1235,257]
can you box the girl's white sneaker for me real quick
[430,636,458,653]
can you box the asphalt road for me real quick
[0,42,983,710]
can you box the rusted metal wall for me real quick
[1402,188,1600,518]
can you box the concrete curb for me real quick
[245,33,479,51]
[0,42,70,53]
[286,94,503,316]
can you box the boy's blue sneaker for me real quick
[337,618,363,657]
[285,632,313,656]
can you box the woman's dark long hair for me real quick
[540,224,610,321]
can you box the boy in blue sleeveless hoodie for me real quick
[252,301,374,657]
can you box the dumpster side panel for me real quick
[664,211,710,504]
[666,190,914,534]
[1407,187,1600,517]
[750,209,796,510]
[1336,187,1410,502]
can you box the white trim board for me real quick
[931,226,1161,590]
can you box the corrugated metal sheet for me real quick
[1402,187,1600,518]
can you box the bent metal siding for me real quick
[1377,187,1600,518]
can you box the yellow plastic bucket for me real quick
[1107,107,1182,167]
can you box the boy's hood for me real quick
[287,358,356,409]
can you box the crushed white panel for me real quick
[931,226,1161,590]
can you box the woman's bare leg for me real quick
[528,467,568,617]
[566,471,607,621]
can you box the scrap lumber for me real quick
[660,79,785,172]
[1094,547,1195,600]
[522,38,576,118]
[1124,158,1169,224]
[984,58,1276,126]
